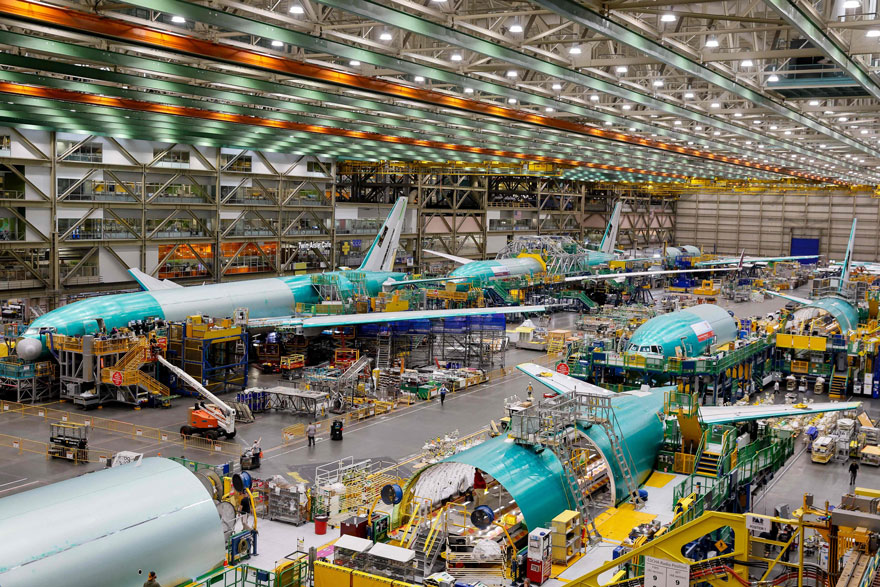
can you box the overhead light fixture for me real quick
[615,65,628,74]
[271,40,284,47]
[590,94,600,101]
[379,31,393,41]
[808,100,820,106]
[450,53,463,62]
[713,131,721,136]
[710,102,720,108]
[868,29,880,37]
[753,120,761,125]
[463,87,474,94]
[705,35,719,48]
[171,15,186,23]
[653,79,664,87]
[767,74,779,82]
[414,75,425,82]
[506,70,518,77]
[509,23,523,33]
[733,112,742,117]
[661,13,677,22]
[552,83,563,90]
[770,125,778,130]
[604,121,613,126]
[508,98,517,104]
[683,91,695,99]
[843,0,860,8]
[694,125,703,130]
[569,46,582,55]
[289,4,304,14]
[839,116,849,121]
[673,120,682,125]
[784,130,792,135]
[545,107,554,112]
[622,104,631,110]
[349,60,361,67]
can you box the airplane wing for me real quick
[383,276,468,288]
[763,290,811,305]
[696,255,818,267]
[128,268,182,291]
[516,362,615,397]
[247,305,545,329]
[564,267,736,283]
[422,249,472,265]
[699,401,861,425]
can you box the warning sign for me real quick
[556,363,570,375]
[645,556,690,587]
[111,370,123,386]
[690,320,715,343]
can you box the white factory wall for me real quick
[675,190,880,260]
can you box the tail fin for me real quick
[600,201,622,255]
[838,218,857,292]
[359,198,407,272]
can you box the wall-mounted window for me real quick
[153,148,190,168]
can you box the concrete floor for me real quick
[1,288,877,580]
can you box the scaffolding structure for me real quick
[434,315,508,371]
[166,320,248,396]
[0,359,55,403]
[49,333,166,407]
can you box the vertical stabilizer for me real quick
[600,201,623,254]
[839,218,857,293]
[359,197,408,272]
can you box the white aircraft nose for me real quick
[16,337,43,361]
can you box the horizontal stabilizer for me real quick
[128,268,182,291]
[422,249,472,265]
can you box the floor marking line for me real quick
[0,480,40,494]
[0,477,26,488]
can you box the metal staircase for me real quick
[830,370,849,399]
[574,393,644,509]
[508,390,646,545]
[694,450,720,478]
[375,332,392,369]
[410,521,446,581]
[100,337,169,399]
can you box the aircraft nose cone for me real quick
[16,337,43,361]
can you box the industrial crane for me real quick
[157,356,237,440]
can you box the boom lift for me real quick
[158,356,237,440]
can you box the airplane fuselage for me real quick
[18,270,405,360]
[627,303,738,358]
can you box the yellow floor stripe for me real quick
[595,507,657,542]
[644,471,676,488]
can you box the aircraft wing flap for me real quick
[248,305,545,329]
[516,362,614,397]
[699,401,861,425]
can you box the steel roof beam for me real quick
[0,54,765,179]
[764,0,880,103]
[0,81,690,179]
[0,3,821,181]
[313,0,866,174]
[106,0,837,178]
[529,0,880,160]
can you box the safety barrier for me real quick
[0,399,241,456]
[0,431,114,464]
